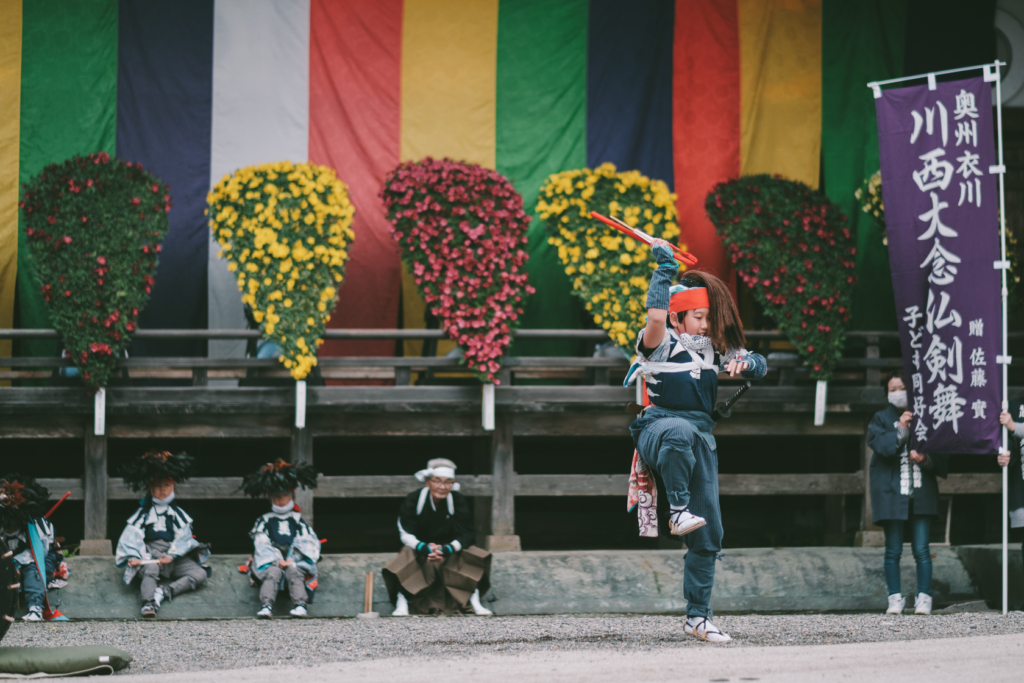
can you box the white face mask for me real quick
[888,390,908,409]
[151,491,175,507]
[271,500,295,515]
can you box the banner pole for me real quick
[993,60,1010,618]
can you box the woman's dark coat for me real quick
[868,404,949,524]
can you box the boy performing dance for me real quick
[0,474,67,622]
[242,459,320,619]
[625,241,767,643]
[115,451,210,618]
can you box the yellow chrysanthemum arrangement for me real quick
[207,161,355,379]
[855,170,885,241]
[537,162,682,350]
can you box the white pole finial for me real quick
[482,383,495,431]
[94,388,106,436]
[813,380,827,427]
[295,380,307,429]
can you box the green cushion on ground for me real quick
[0,646,132,677]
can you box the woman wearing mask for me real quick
[867,372,948,615]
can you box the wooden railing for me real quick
[1,328,1015,552]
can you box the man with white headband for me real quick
[382,458,492,616]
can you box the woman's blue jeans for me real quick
[882,515,932,596]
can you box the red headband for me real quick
[669,288,710,313]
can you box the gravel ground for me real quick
[4,612,1024,675]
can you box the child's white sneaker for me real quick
[469,589,493,616]
[392,593,410,616]
[22,607,43,622]
[886,593,906,614]
[256,605,273,619]
[914,593,932,615]
[669,507,706,536]
[685,616,732,643]
[289,604,308,617]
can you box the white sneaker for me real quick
[22,607,43,622]
[153,586,165,608]
[669,507,707,536]
[256,605,273,619]
[289,604,308,617]
[392,593,410,616]
[886,593,906,614]
[469,589,493,616]
[914,593,933,615]
[685,616,732,643]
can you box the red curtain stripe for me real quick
[308,0,403,358]
[672,0,740,296]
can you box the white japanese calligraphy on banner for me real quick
[875,77,1002,454]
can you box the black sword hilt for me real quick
[713,381,752,420]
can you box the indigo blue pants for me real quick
[632,415,723,618]
[882,513,932,596]
[18,552,58,611]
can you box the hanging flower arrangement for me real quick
[207,161,355,380]
[705,174,856,381]
[855,170,885,233]
[381,157,533,384]
[537,163,681,351]
[20,152,169,390]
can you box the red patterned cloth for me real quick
[627,450,659,538]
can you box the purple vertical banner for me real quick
[875,76,1002,454]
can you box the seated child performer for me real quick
[242,459,320,619]
[382,458,492,616]
[0,474,67,622]
[625,241,767,643]
[115,451,210,618]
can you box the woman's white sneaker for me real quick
[392,593,410,616]
[668,508,707,536]
[685,617,732,643]
[914,593,932,615]
[886,593,906,614]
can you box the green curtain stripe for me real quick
[495,0,589,357]
[821,0,906,332]
[16,0,119,358]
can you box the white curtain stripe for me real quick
[208,0,310,359]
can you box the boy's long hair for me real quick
[672,270,745,352]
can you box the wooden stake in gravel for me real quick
[357,572,379,619]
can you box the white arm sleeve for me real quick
[398,519,421,549]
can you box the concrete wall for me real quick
[33,547,982,620]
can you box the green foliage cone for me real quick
[705,175,856,380]
[20,152,169,390]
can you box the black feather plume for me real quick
[0,474,50,529]
[120,451,196,493]
[241,459,318,498]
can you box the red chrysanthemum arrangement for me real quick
[20,152,169,389]
[381,158,534,383]
[705,174,856,380]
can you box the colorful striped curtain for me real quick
[0,0,997,365]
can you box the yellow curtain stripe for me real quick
[739,0,822,188]
[399,0,499,357]
[0,0,22,376]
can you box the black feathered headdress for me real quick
[120,451,196,493]
[241,459,318,498]
[0,474,50,529]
